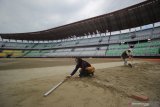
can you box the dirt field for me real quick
[0,58,160,107]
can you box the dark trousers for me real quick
[79,69,90,77]
[121,55,128,65]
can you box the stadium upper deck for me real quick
[0,26,160,57]
[0,26,160,50]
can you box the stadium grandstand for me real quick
[0,0,160,58]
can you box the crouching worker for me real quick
[121,49,133,67]
[67,58,95,78]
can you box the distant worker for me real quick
[121,49,133,67]
[67,58,95,78]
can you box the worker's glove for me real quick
[66,75,72,79]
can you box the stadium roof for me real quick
[0,0,160,41]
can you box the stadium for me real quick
[0,0,160,107]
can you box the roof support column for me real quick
[140,26,142,30]
[150,23,154,39]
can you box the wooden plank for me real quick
[44,79,65,97]
[130,94,149,101]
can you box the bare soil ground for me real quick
[0,58,159,107]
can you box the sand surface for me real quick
[0,58,159,107]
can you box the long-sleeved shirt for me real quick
[70,60,91,76]
[121,50,132,58]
